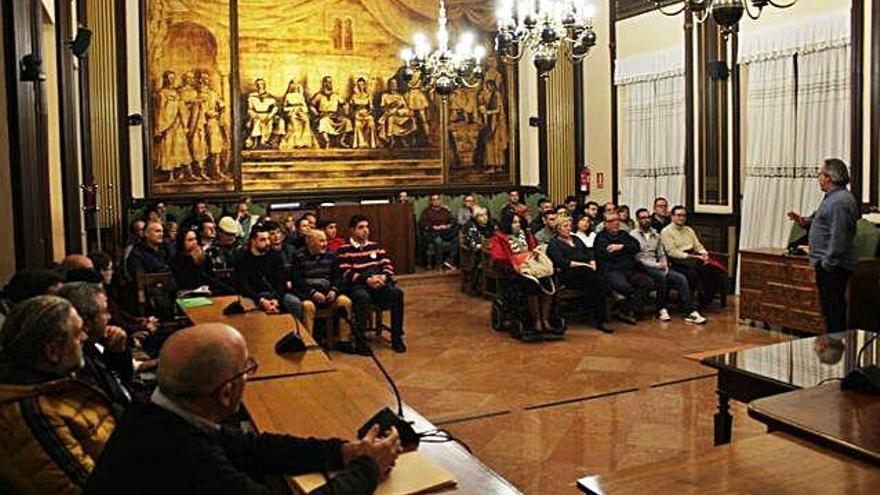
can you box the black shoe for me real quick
[542,332,564,341]
[391,339,407,353]
[617,311,638,325]
[335,341,359,354]
[353,342,372,356]
[596,321,615,333]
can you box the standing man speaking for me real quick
[787,158,860,333]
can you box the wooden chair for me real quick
[313,305,338,350]
[458,230,480,294]
[136,271,175,317]
[480,244,501,300]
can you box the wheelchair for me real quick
[489,273,566,342]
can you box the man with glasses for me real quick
[650,197,671,233]
[595,212,654,325]
[661,206,724,309]
[631,209,706,324]
[787,159,859,333]
[87,323,401,494]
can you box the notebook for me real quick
[292,450,456,495]
[176,297,214,309]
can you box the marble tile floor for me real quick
[331,275,790,494]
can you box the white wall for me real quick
[581,1,612,203]
[518,55,540,186]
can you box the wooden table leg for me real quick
[714,390,733,446]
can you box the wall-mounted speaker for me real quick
[529,116,541,127]
[708,61,730,80]
[19,54,45,82]
[68,27,93,58]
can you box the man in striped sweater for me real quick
[337,215,406,353]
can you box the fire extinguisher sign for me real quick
[579,167,590,194]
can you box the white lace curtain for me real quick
[616,47,686,212]
[739,10,850,251]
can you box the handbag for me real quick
[517,245,557,295]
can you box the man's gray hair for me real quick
[472,206,488,217]
[56,282,104,321]
[0,295,74,368]
[158,337,239,399]
[822,158,850,186]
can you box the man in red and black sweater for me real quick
[337,215,406,353]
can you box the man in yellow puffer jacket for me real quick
[0,295,116,495]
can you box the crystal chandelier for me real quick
[400,0,487,100]
[495,0,598,78]
[651,0,798,37]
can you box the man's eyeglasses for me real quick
[208,356,258,397]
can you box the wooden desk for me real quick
[749,383,880,465]
[244,369,522,494]
[577,433,880,494]
[180,296,335,380]
[319,203,415,274]
[739,248,880,333]
[701,329,878,445]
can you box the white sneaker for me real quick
[685,311,707,325]
[658,309,672,322]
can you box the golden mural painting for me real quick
[144,0,516,197]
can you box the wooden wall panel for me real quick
[545,55,576,204]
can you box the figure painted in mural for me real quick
[311,76,352,149]
[179,71,210,180]
[477,78,508,172]
[189,72,230,180]
[350,77,376,149]
[378,78,417,148]
[278,79,315,150]
[154,71,190,183]
[404,86,430,146]
[246,78,281,150]
[448,86,480,167]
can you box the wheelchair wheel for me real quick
[490,302,505,331]
[509,320,524,339]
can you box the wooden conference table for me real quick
[749,382,880,465]
[181,296,521,494]
[576,432,880,494]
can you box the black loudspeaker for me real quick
[127,114,144,127]
[708,61,730,80]
[19,54,45,82]
[69,27,93,58]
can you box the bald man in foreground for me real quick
[85,324,401,494]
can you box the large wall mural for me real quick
[144,0,515,197]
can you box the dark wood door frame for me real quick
[55,0,83,254]
[3,0,54,268]
[870,0,879,206]
[609,0,619,204]
[537,74,548,192]
[851,0,865,205]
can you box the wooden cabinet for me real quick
[318,203,416,274]
[740,248,880,334]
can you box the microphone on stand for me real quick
[200,273,245,315]
[335,307,419,449]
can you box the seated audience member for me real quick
[534,210,558,245]
[85,324,399,495]
[630,209,706,324]
[594,212,654,325]
[593,202,618,233]
[338,215,406,353]
[457,194,477,226]
[303,212,317,229]
[319,218,346,252]
[234,225,303,319]
[163,221,179,258]
[397,190,410,203]
[490,212,558,338]
[233,198,256,240]
[293,231,358,354]
[265,220,298,268]
[564,196,578,217]
[172,228,215,291]
[530,197,554,233]
[617,205,634,232]
[88,251,158,339]
[0,269,65,323]
[419,194,458,269]
[205,216,244,270]
[660,206,724,309]
[180,201,213,233]
[290,215,313,252]
[199,218,217,250]
[463,207,497,294]
[127,219,146,245]
[573,214,597,248]
[61,254,99,283]
[651,197,671,233]
[582,201,600,222]
[547,217,613,333]
[282,214,297,246]
[500,189,529,222]
[57,282,135,411]
[0,296,116,495]
[125,220,171,280]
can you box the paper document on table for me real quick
[176,297,214,309]
[293,450,456,495]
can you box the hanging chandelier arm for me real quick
[744,1,763,20]
[767,0,797,8]
[653,1,689,17]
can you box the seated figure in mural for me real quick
[476,78,508,172]
[378,78,417,148]
[350,77,376,149]
[188,72,230,181]
[154,71,191,183]
[245,78,281,150]
[311,76,352,149]
[404,85,431,146]
[278,79,315,150]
